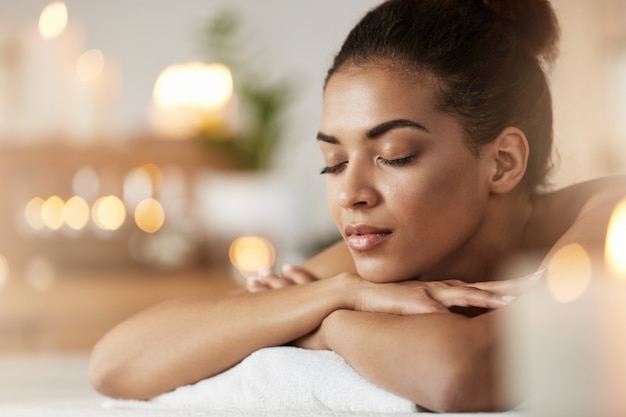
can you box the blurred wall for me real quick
[0,0,624,222]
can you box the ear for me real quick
[485,127,529,194]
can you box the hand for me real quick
[246,264,318,293]
[351,271,544,316]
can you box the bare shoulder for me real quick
[535,175,626,262]
[555,175,626,217]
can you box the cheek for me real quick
[325,179,341,225]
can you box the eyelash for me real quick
[319,155,415,175]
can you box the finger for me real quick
[409,288,450,314]
[471,269,546,295]
[396,286,449,315]
[246,276,270,292]
[281,264,317,285]
[430,286,514,309]
[258,268,294,289]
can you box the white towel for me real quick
[105,346,417,413]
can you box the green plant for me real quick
[197,9,296,171]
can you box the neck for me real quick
[422,186,537,282]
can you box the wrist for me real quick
[331,272,363,311]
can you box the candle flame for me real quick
[39,1,68,40]
[605,198,626,280]
[153,62,233,109]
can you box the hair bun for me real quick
[483,0,560,63]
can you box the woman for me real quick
[89,0,626,412]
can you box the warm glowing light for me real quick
[0,255,8,290]
[39,2,68,40]
[92,195,126,231]
[76,49,104,82]
[229,236,276,275]
[25,197,46,230]
[153,62,233,109]
[64,196,90,230]
[547,243,592,303]
[605,198,626,280]
[134,198,165,233]
[41,195,65,230]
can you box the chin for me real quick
[355,260,416,283]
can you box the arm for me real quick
[89,272,509,400]
[90,276,351,399]
[310,308,506,413]
[291,273,538,413]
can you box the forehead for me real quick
[320,64,441,131]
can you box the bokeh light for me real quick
[605,198,626,280]
[92,195,126,231]
[39,1,68,40]
[229,236,276,275]
[153,62,233,109]
[0,255,8,290]
[64,195,90,230]
[134,198,165,233]
[547,243,592,303]
[41,195,65,230]
[25,197,46,230]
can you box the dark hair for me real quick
[326,0,560,189]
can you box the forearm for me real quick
[90,276,353,399]
[322,309,504,413]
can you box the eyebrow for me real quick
[316,118,429,144]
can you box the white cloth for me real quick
[106,346,417,413]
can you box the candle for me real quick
[600,198,626,415]
[149,62,236,140]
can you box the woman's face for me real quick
[318,64,494,283]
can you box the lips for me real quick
[344,224,392,251]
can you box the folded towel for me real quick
[105,346,417,413]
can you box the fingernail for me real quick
[281,264,294,274]
[502,295,516,303]
[528,269,546,281]
[246,275,259,287]
[258,268,272,279]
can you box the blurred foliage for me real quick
[198,9,297,171]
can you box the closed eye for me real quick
[379,155,415,166]
[319,162,347,175]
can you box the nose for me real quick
[335,164,380,209]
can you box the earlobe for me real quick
[488,127,529,194]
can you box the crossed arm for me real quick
[89,243,530,412]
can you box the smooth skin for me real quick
[89,64,626,412]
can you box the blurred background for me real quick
[0,0,624,354]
